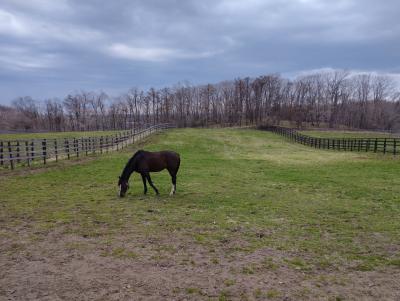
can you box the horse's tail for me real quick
[176,153,181,173]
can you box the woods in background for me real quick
[1,70,400,132]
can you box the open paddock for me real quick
[1,128,399,300]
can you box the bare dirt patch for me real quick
[1,227,399,301]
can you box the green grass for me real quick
[1,128,399,271]
[0,130,122,140]
[300,129,395,138]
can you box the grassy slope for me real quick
[1,128,399,273]
[300,130,395,138]
[0,130,121,140]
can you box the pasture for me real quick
[1,128,399,300]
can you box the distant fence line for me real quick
[260,125,398,155]
[0,124,174,170]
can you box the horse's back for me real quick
[140,150,180,172]
[144,150,179,160]
[159,151,180,169]
[160,150,180,160]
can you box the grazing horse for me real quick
[118,150,180,197]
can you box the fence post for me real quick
[92,137,95,154]
[25,141,30,167]
[42,139,47,165]
[31,141,35,161]
[85,138,88,156]
[8,141,14,170]
[73,138,76,157]
[394,139,397,155]
[100,137,103,154]
[383,138,387,154]
[16,141,21,163]
[65,139,70,159]
[374,139,378,153]
[75,138,79,157]
[54,139,58,162]
[0,141,3,166]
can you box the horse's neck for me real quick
[121,158,136,180]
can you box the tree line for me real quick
[1,70,399,132]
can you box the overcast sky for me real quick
[0,0,399,104]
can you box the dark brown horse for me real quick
[118,150,180,197]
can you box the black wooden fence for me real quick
[260,125,398,155]
[0,124,174,170]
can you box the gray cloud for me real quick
[0,0,399,103]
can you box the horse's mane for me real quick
[131,149,144,161]
[120,150,144,181]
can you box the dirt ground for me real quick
[1,226,399,301]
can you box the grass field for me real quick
[300,129,395,138]
[1,128,399,300]
[0,130,122,140]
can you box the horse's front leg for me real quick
[145,172,159,195]
[170,174,176,196]
[141,173,148,194]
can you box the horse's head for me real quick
[118,176,129,197]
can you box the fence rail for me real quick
[0,124,174,170]
[260,125,398,155]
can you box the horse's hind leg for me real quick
[145,172,159,195]
[141,173,148,194]
[169,174,176,196]
[167,157,180,196]
[167,168,178,196]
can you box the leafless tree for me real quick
[2,70,400,132]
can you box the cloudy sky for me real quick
[0,0,399,104]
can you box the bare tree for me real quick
[3,70,400,132]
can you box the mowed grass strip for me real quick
[0,129,122,140]
[300,129,396,138]
[1,128,399,271]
